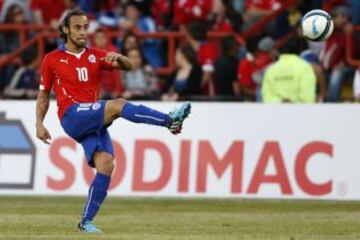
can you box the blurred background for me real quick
[0,0,360,103]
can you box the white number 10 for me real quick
[76,67,88,82]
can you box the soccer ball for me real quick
[301,9,334,41]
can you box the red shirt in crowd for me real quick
[198,41,219,72]
[245,0,282,10]
[212,19,233,32]
[320,31,347,71]
[98,45,123,97]
[323,0,348,12]
[151,0,170,27]
[197,41,219,95]
[174,0,212,25]
[238,51,273,90]
[31,0,65,24]
[40,46,113,120]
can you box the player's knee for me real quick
[95,153,115,175]
[105,98,127,122]
[110,98,126,112]
[102,157,115,175]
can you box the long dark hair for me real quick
[3,5,25,43]
[121,31,141,54]
[59,9,87,43]
[179,44,199,67]
[4,4,24,24]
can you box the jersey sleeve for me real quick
[39,54,54,91]
[94,48,114,71]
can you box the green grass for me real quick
[0,197,360,239]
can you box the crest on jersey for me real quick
[92,102,101,110]
[88,54,96,63]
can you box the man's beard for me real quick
[69,35,87,49]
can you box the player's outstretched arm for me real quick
[36,90,52,144]
[101,51,133,71]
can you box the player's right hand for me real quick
[36,124,52,145]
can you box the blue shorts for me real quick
[61,100,113,168]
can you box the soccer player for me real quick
[35,9,191,233]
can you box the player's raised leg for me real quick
[78,151,114,233]
[104,98,191,134]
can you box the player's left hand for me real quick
[101,52,132,70]
[100,52,120,64]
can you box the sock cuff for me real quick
[93,173,111,189]
[121,102,137,117]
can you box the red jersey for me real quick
[151,0,170,27]
[212,20,233,32]
[31,0,65,24]
[197,42,219,96]
[174,0,212,25]
[40,46,113,120]
[198,42,219,72]
[238,52,273,90]
[319,31,347,71]
[245,0,282,10]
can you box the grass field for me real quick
[0,197,360,240]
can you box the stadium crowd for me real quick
[0,0,360,102]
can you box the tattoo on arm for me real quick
[116,54,133,71]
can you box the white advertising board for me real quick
[0,101,359,200]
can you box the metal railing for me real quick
[0,27,244,75]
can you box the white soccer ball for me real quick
[301,9,334,41]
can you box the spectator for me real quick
[79,0,118,18]
[262,37,316,103]
[59,0,80,23]
[243,0,282,31]
[3,47,39,99]
[129,0,153,16]
[0,4,30,92]
[151,0,172,30]
[319,6,354,102]
[0,0,32,22]
[162,45,202,101]
[118,2,164,67]
[31,0,65,29]
[185,21,219,96]
[122,47,159,99]
[92,29,123,99]
[93,28,118,51]
[82,0,119,33]
[174,0,212,29]
[210,0,243,32]
[214,36,239,97]
[0,4,28,53]
[238,36,277,101]
[120,31,141,54]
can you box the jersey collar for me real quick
[58,44,86,59]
